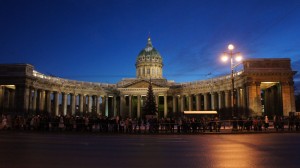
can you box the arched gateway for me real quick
[0,38,297,119]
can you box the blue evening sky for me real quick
[1,0,300,90]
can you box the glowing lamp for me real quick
[228,44,234,50]
[235,53,242,62]
[221,55,229,62]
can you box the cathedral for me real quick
[0,37,297,119]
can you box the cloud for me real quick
[294,74,300,80]
[294,81,300,94]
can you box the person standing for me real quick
[264,116,269,131]
[1,115,7,130]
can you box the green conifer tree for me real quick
[143,80,157,116]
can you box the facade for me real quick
[0,38,297,119]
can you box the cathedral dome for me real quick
[135,37,164,79]
[136,37,163,64]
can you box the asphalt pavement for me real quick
[0,131,300,168]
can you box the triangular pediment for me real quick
[123,80,162,88]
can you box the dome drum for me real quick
[135,37,164,79]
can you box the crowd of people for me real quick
[1,114,300,133]
[231,115,300,132]
[0,114,222,133]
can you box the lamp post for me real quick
[221,44,242,117]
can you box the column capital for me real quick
[281,81,294,86]
[246,81,261,87]
[255,82,261,86]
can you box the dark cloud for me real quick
[294,73,300,80]
[294,81,300,94]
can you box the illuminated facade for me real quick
[0,38,297,118]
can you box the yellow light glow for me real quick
[1,85,15,89]
[184,111,218,114]
[228,44,234,50]
[261,82,279,84]
[235,55,242,62]
[221,55,229,62]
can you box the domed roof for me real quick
[136,37,163,63]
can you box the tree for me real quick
[143,80,157,116]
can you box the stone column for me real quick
[3,88,9,112]
[3,88,8,112]
[90,96,93,113]
[82,95,87,113]
[79,94,84,113]
[180,95,185,112]
[62,93,67,116]
[281,82,296,116]
[188,95,193,111]
[95,96,100,115]
[54,92,59,116]
[164,94,168,117]
[46,90,51,114]
[155,95,159,110]
[36,90,41,113]
[119,95,123,117]
[237,88,241,109]
[105,96,108,116]
[25,87,30,114]
[32,89,37,113]
[88,95,92,113]
[225,91,230,108]
[11,89,15,112]
[113,95,117,117]
[137,95,141,118]
[238,87,246,110]
[196,94,200,111]
[37,89,45,112]
[71,94,76,115]
[218,92,223,109]
[172,95,177,113]
[211,92,217,110]
[15,85,30,114]
[204,93,209,110]
[41,90,45,112]
[247,82,262,116]
[99,96,102,115]
[129,95,132,118]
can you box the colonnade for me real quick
[0,80,296,118]
[119,94,168,119]
[0,85,15,114]
[118,88,246,118]
[27,88,107,116]
[170,88,246,113]
[0,85,116,117]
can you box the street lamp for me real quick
[221,44,242,117]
